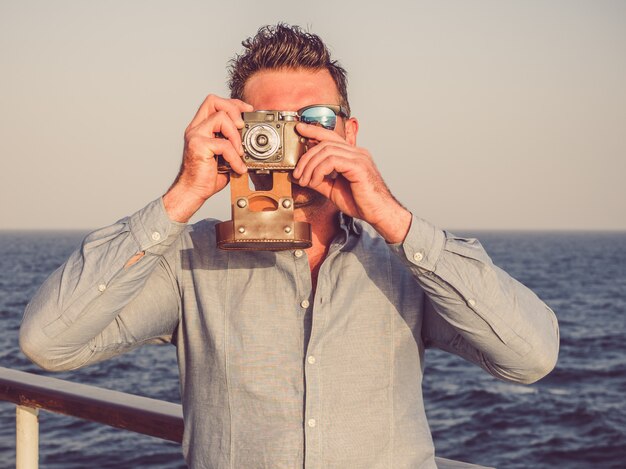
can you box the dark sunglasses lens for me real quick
[300,107,337,130]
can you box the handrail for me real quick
[0,366,183,443]
[0,366,492,468]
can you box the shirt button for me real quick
[151,231,161,241]
[294,249,304,258]
[307,356,316,364]
[307,418,316,428]
[413,252,424,262]
[98,284,107,292]
[300,299,310,309]
[468,298,476,307]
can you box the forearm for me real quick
[19,198,186,370]
[163,182,208,223]
[390,214,559,384]
[372,201,412,245]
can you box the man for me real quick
[20,24,559,468]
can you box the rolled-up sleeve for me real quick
[20,198,186,371]
[389,214,560,384]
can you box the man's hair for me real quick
[228,23,350,116]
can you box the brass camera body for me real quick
[215,110,312,251]
[241,110,304,169]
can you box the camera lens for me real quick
[244,124,280,160]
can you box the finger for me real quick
[307,177,359,217]
[232,98,255,112]
[190,111,243,154]
[293,140,353,178]
[217,99,253,128]
[189,95,252,130]
[297,145,359,186]
[305,177,334,199]
[190,137,247,175]
[296,122,346,143]
[206,139,247,174]
[307,156,361,188]
[188,94,219,129]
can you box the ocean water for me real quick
[0,230,624,469]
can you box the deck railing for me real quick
[0,366,491,469]
[0,366,183,468]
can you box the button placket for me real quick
[303,283,321,466]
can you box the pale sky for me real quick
[1,0,625,230]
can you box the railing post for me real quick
[16,405,39,469]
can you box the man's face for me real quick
[243,68,356,209]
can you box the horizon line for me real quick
[2,227,625,234]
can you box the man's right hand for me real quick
[163,95,253,223]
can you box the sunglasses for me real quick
[297,104,349,131]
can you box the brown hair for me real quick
[228,23,351,116]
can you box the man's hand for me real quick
[292,122,412,244]
[163,95,253,223]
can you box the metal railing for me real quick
[0,366,183,468]
[0,366,491,469]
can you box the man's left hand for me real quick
[293,122,412,244]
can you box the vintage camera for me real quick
[241,110,304,168]
[215,110,312,251]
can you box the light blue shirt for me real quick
[20,198,559,468]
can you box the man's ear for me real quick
[344,117,359,146]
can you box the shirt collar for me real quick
[338,212,362,237]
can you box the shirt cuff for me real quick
[388,213,446,273]
[128,197,187,254]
